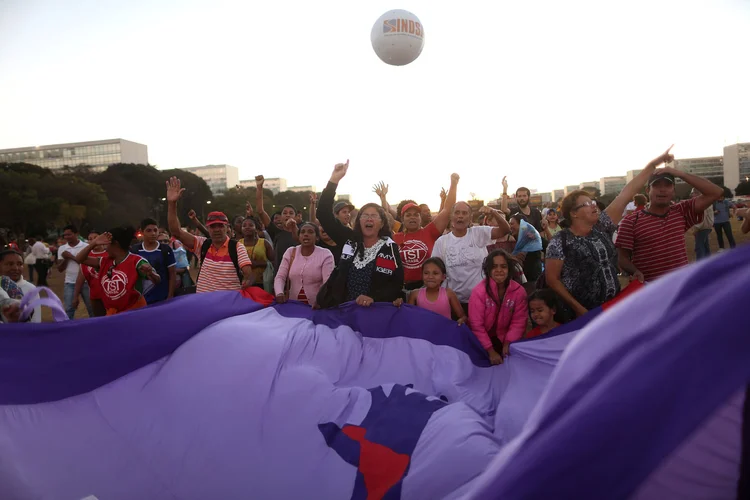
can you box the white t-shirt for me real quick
[58,241,86,284]
[622,201,636,217]
[431,226,494,303]
[16,278,41,323]
[31,241,50,260]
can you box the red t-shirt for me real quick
[615,199,702,283]
[98,253,149,313]
[393,222,442,283]
[81,250,108,300]
[526,326,546,339]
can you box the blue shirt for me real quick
[713,200,733,224]
[173,247,190,270]
[134,243,176,304]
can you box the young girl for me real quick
[526,289,561,339]
[408,257,466,325]
[468,249,528,365]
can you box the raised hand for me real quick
[245,201,254,217]
[440,187,447,202]
[166,177,185,202]
[372,181,388,198]
[450,173,460,185]
[255,175,264,189]
[502,176,508,194]
[93,232,112,247]
[649,145,674,169]
[187,209,197,220]
[309,192,317,204]
[330,160,349,183]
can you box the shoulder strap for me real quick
[196,238,212,284]
[227,239,242,283]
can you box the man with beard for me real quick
[394,174,458,291]
[255,176,299,275]
[617,166,722,283]
[501,177,544,233]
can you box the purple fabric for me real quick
[466,245,750,499]
[18,286,67,322]
[272,301,491,366]
[0,292,264,404]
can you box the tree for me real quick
[273,190,314,215]
[735,180,750,196]
[211,186,274,221]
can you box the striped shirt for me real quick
[615,199,702,283]
[191,236,252,293]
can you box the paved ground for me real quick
[37,219,749,322]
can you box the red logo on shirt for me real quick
[101,269,129,300]
[399,240,429,270]
[376,256,396,271]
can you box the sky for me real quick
[1,0,748,207]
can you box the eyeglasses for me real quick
[573,200,598,211]
[360,214,381,221]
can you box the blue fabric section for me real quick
[273,301,492,366]
[0,291,264,405]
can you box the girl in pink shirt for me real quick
[274,223,334,307]
[408,257,466,324]
[468,249,528,365]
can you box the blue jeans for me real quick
[694,229,712,260]
[714,221,736,249]
[64,282,93,319]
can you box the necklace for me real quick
[352,239,386,269]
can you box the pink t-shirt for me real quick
[416,287,452,319]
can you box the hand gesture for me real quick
[502,176,508,194]
[541,218,549,230]
[355,294,374,307]
[372,181,388,198]
[93,232,112,247]
[309,192,317,204]
[285,218,298,231]
[255,175,264,189]
[330,160,349,183]
[276,293,287,304]
[245,201,254,217]
[188,209,197,220]
[61,251,74,261]
[392,297,403,307]
[648,145,674,169]
[440,187,447,202]
[1,304,21,323]
[166,177,185,202]
[488,348,504,365]
[478,206,491,215]
[450,173,460,185]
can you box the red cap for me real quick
[206,211,229,226]
[400,202,420,217]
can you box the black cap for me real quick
[648,171,675,186]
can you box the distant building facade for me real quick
[239,177,287,195]
[552,189,565,202]
[0,138,148,172]
[722,143,750,191]
[670,156,723,184]
[599,176,627,195]
[288,185,316,193]
[180,164,239,195]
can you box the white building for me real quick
[625,169,643,183]
[579,181,599,192]
[239,177,287,195]
[180,164,239,195]
[723,143,750,191]
[0,138,148,172]
[288,185,316,193]
[599,176,627,195]
[669,156,723,183]
[564,185,579,197]
[552,189,565,202]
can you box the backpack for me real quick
[198,238,243,285]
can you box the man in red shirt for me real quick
[393,174,458,291]
[616,160,723,283]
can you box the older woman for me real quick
[545,148,674,317]
[274,222,334,306]
[316,160,404,308]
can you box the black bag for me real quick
[315,267,340,309]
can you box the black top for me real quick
[317,181,404,306]
[509,206,544,233]
[317,240,342,266]
[266,223,296,272]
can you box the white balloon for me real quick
[370,9,425,66]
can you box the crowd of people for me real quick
[3,147,749,365]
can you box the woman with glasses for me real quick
[74,226,160,315]
[545,154,667,317]
[316,160,404,308]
